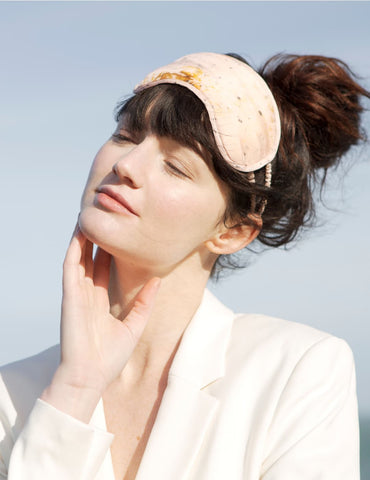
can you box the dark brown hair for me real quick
[114,53,370,275]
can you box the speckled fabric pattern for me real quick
[134,52,281,173]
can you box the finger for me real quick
[64,229,85,266]
[70,222,80,243]
[93,247,112,290]
[78,232,88,280]
[122,278,161,343]
[63,230,86,286]
[84,240,94,280]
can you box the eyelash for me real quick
[111,133,134,143]
[165,162,189,179]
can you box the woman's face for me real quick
[79,124,230,273]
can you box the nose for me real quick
[112,160,139,188]
[112,137,154,188]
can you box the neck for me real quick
[107,254,212,385]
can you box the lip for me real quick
[96,186,139,216]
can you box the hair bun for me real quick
[259,54,369,170]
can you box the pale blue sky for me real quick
[0,1,369,416]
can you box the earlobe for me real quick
[204,218,261,255]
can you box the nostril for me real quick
[112,161,140,188]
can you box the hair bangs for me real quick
[114,84,216,161]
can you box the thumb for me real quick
[122,277,161,344]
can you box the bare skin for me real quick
[41,228,162,423]
[41,226,211,480]
[41,131,260,479]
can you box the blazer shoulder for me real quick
[233,310,334,347]
[204,290,353,371]
[227,311,354,377]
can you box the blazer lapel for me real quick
[135,289,235,480]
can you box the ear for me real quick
[204,216,262,255]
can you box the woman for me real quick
[0,52,368,479]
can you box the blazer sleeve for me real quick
[0,397,113,480]
[260,336,360,480]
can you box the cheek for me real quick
[148,185,225,241]
[159,190,199,217]
[154,187,198,222]
[81,152,114,204]
[86,155,112,187]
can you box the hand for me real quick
[42,224,160,421]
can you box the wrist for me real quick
[41,367,105,423]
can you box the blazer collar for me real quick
[92,289,235,480]
[167,288,235,388]
[134,288,235,480]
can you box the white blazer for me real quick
[0,290,359,479]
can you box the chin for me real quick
[78,207,116,250]
[77,206,141,262]
[78,205,199,272]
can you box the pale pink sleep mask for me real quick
[134,52,281,173]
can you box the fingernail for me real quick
[152,277,161,290]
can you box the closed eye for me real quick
[165,161,190,179]
[111,133,135,144]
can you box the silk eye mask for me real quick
[134,52,281,173]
